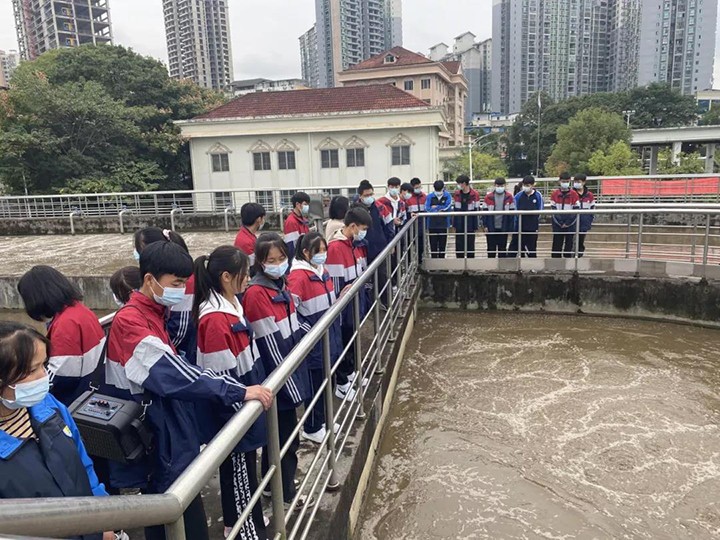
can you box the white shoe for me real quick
[284,494,315,511]
[335,382,357,401]
[301,423,340,444]
[347,372,368,387]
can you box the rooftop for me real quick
[347,46,433,71]
[195,84,432,120]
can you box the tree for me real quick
[588,141,644,176]
[443,150,507,180]
[699,107,720,126]
[656,148,705,174]
[0,45,225,195]
[546,108,630,176]
[626,83,698,128]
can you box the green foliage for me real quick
[656,148,705,174]
[443,150,507,180]
[699,107,720,126]
[0,45,226,194]
[588,141,644,176]
[546,108,630,176]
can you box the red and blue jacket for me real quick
[482,190,516,233]
[550,188,581,232]
[576,188,596,232]
[0,394,107,540]
[105,292,247,491]
[234,226,258,266]
[46,302,106,407]
[453,188,482,232]
[196,293,267,453]
[167,274,196,365]
[283,211,310,260]
[326,228,368,327]
[242,274,310,411]
[377,194,407,238]
[287,260,343,371]
[406,192,427,229]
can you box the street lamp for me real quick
[622,109,636,129]
[468,133,495,180]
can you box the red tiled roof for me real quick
[442,61,462,74]
[195,84,431,120]
[346,46,433,71]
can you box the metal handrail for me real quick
[0,217,421,540]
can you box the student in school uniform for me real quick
[283,192,311,260]
[406,178,427,262]
[234,203,267,267]
[424,180,453,258]
[453,175,481,259]
[550,172,581,258]
[482,177,516,258]
[573,173,596,257]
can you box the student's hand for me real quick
[339,284,353,298]
[410,212,417,218]
[245,385,273,410]
[393,217,402,226]
[103,532,115,540]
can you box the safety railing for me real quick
[2,174,720,221]
[421,207,720,277]
[0,218,422,540]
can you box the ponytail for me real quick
[296,232,327,262]
[192,246,249,324]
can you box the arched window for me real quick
[248,140,272,171]
[275,139,299,170]
[207,142,231,173]
[317,137,341,169]
[387,133,414,166]
[344,136,368,168]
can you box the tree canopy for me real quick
[588,141,644,176]
[443,149,507,181]
[656,148,705,174]
[0,45,225,195]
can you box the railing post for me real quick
[170,207,183,232]
[703,214,711,273]
[625,214,631,259]
[164,517,186,540]
[69,210,79,235]
[463,215,468,273]
[224,206,235,232]
[322,332,341,490]
[517,214,523,271]
[373,268,383,374]
[278,207,285,233]
[574,211,580,272]
[385,253,393,310]
[636,213,644,261]
[119,209,131,234]
[353,294,366,420]
[266,400,287,539]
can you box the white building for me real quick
[177,84,443,210]
[0,50,20,87]
[231,78,309,96]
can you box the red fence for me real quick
[601,177,720,197]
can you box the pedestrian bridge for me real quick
[1,206,720,539]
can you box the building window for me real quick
[321,149,339,168]
[346,148,365,167]
[278,151,296,170]
[421,78,431,90]
[391,145,411,166]
[253,152,271,171]
[214,192,233,210]
[404,80,414,91]
[255,190,274,210]
[211,153,229,172]
[280,190,296,208]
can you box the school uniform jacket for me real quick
[0,394,106,540]
[351,196,392,262]
[514,190,544,232]
[377,195,407,238]
[425,191,453,229]
[283,211,310,260]
[196,293,267,453]
[406,192,427,229]
[167,274,197,365]
[550,188,581,231]
[242,274,310,411]
[326,229,368,327]
[286,260,343,371]
[576,189,596,232]
[46,302,106,407]
[453,189,482,232]
[234,226,258,266]
[482,191,516,233]
[105,291,247,491]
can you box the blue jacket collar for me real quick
[0,396,56,459]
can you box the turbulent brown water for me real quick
[358,312,720,540]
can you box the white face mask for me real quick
[495,186,505,194]
[523,185,533,193]
[388,188,400,197]
[435,191,443,198]
[560,182,570,190]
[152,278,186,307]
[414,188,422,194]
[402,192,412,200]
[573,182,583,190]
[2,373,50,409]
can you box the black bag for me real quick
[69,317,154,464]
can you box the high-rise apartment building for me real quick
[0,50,21,87]
[309,0,403,88]
[300,24,320,89]
[492,0,717,114]
[12,0,113,61]
[162,0,233,91]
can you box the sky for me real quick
[0,0,718,84]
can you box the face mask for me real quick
[152,278,186,307]
[402,192,412,200]
[523,185,533,193]
[560,182,570,190]
[133,249,140,262]
[362,196,375,206]
[389,188,399,197]
[414,188,422,194]
[263,261,289,279]
[495,186,505,194]
[435,191,443,198]
[354,229,368,242]
[573,182,583,190]
[112,294,124,308]
[2,374,50,409]
[311,253,327,266]
[301,204,310,215]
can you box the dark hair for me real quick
[400,182,413,193]
[433,180,445,191]
[110,266,142,305]
[357,180,373,195]
[329,196,349,220]
[387,177,401,187]
[291,192,310,207]
[192,246,249,324]
[574,173,587,181]
[295,232,327,262]
[252,233,289,275]
[0,322,50,390]
[522,175,536,185]
[410,177,421,186]
[559,171,572,181]
[140,241,193,281]
[494,177,506,185]
[344,207,372,227]
[457,175,470,185]
[18,266,83,321]
[241,203,266,227]
[134,227,189,254]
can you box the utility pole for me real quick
[622,109,636,129]
[536,91,542,177]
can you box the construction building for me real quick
[162,0,234,92]
[12,0,113,61]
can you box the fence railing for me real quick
[0,218,421,540]
[2,174,720,221]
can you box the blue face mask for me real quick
[362,196,375,206]
[152,278,186,307]
[264,261,289,279]
[354,229,368,242]
[133,249,141,262]
[414,188,422,194]
[311,253,327,266]
[389,188,400,197]
[2,374,50,409]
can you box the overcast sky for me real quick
[0,0,718,84]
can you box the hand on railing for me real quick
[244,385,273,410]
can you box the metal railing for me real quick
[0,218,422,540]
[2,174,720,221]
